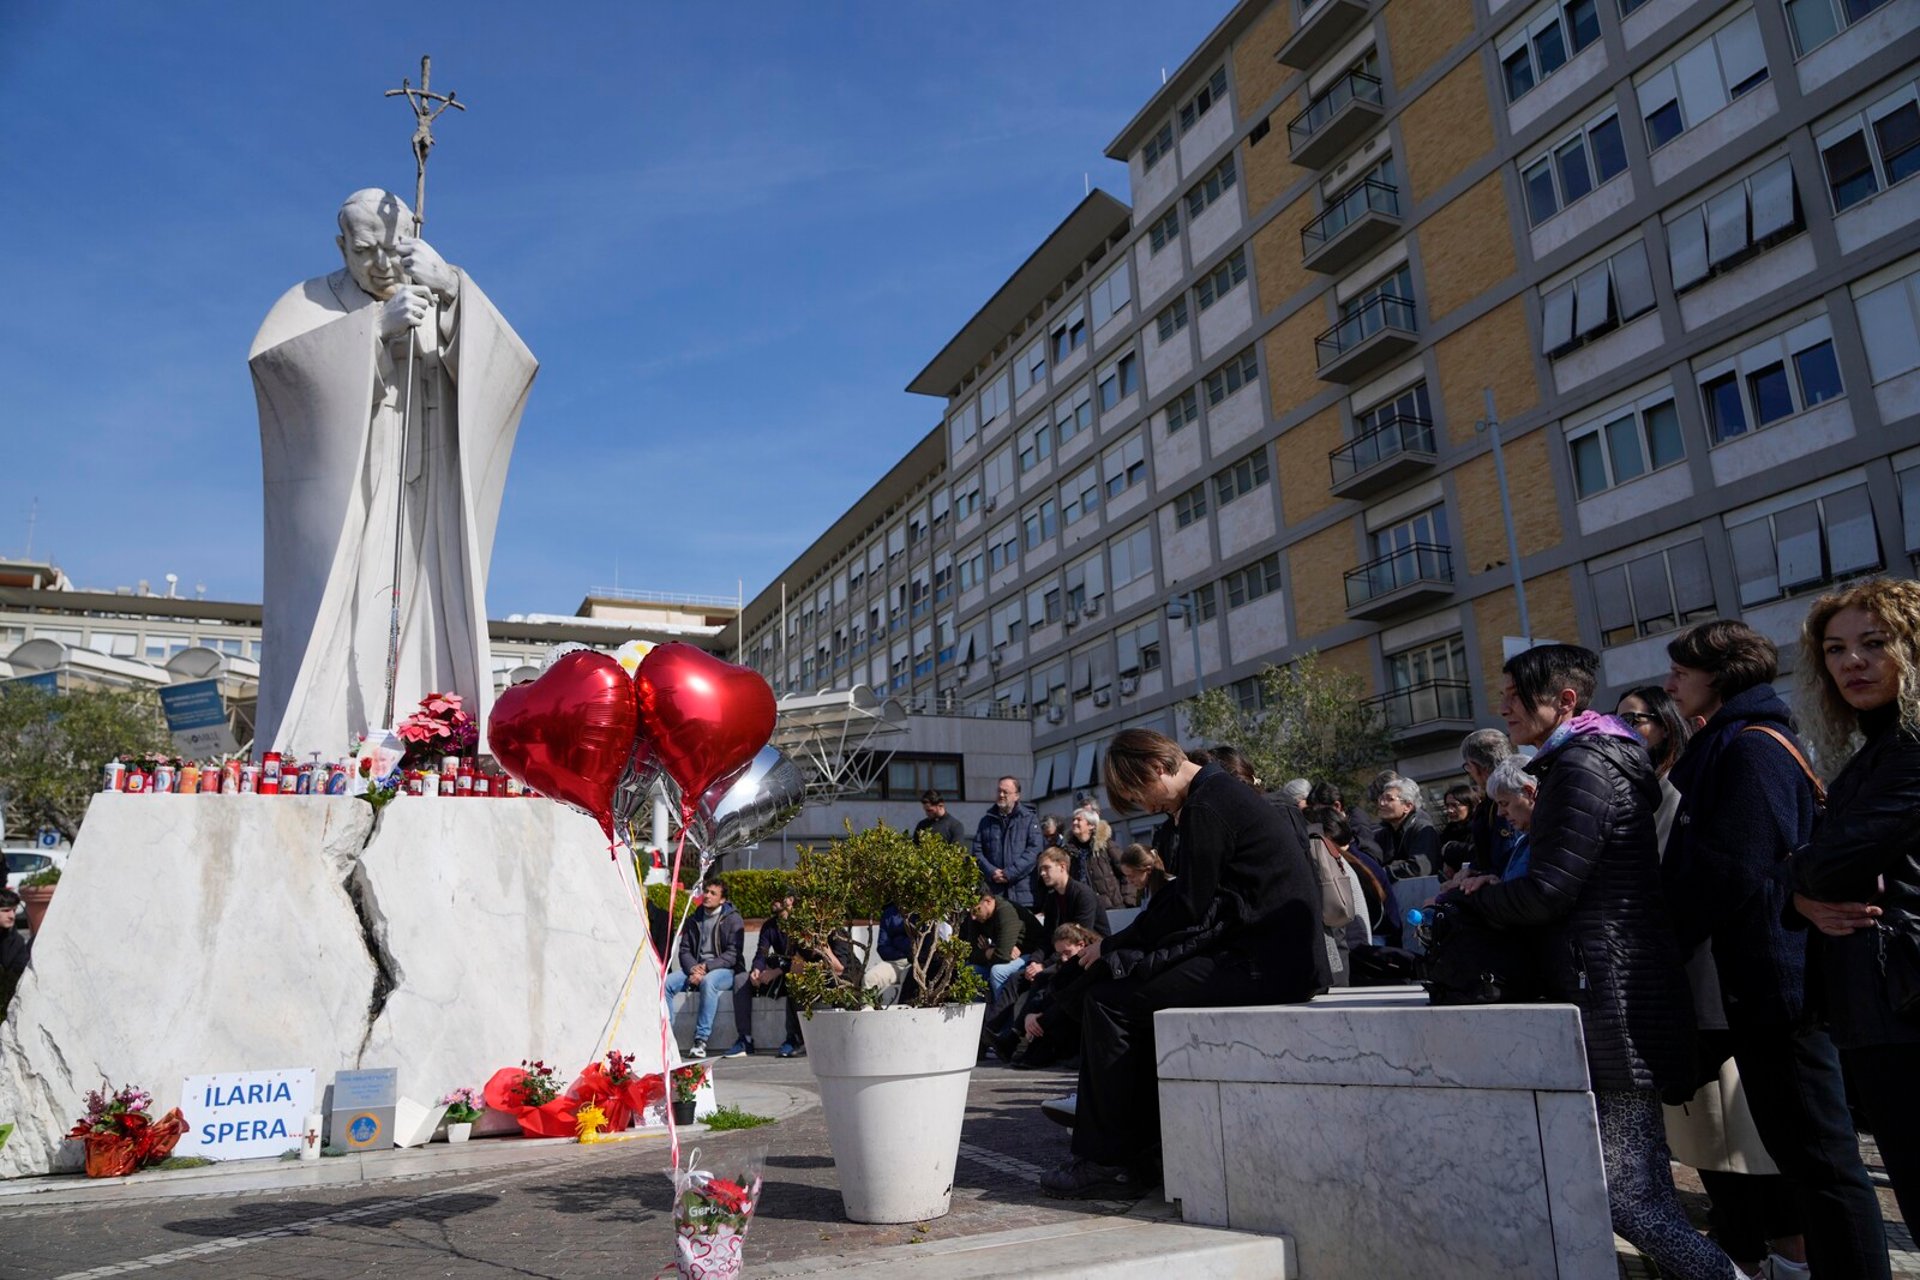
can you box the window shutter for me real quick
[1705,186,1750,266]
[1669,207,1709,290]
[1542,283,1576,353]
[1574,263,1614,339]
[1749,158,1797,240]
[1668,540,1715,615]
[1612,242,1656,320]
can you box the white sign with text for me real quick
[177,1067,316,1161]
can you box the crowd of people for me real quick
[657,578,1920,1276]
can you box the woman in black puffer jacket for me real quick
[1458,645,1734,1280]
[1792,578,1920,1227]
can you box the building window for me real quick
[1016,336,1047,395]
[957,547,984,592]
[991,599,1026,647]
[1052,302,1088,363]
[1185,155,1238,221]
[1590,539,1716,646]
[1148,207,1181,255]
[1063,464,1102,526]
[1817,83,1920,213]
[954,476,982,521]
[1098,351,1140,410]
[1174,482,1209,529]
[1066,554,1106,614]
[1091,264,1133,329]
[1787,0,1896,57]
[1179,66,1229,134]
[1023,497,1059,550]
[1143,120,1176,172]
[1666,156,1802,292]
[979,372,1011,424]
[1727,483,1880,606]
[1203,347,1259,406]
[1104,433,1147,498]
[1196,248,1249,310]
[1109,524,1155,588]
[984,444,1016,502]
[1539,241,1657,358]
[989,521,1020,573]
[1373,506,1449,562]
[1225,552,1282,608]
[1696,315,1845,444]
[1385,636,1471,725]
[1567,391,1684,498]
[1055,381,1094,446]
[950,399,977,450]
[1636,9,1769,152]
[1019,418,1054,473]
[1230,675,1266,713]
[1116,617,1162,673]
[1213,448,1272,509]
[1150,395,1195,446]
[1156,295,1190,343]
[1854,266,1920,384]
[1522,107,1629,224]
[1499,0,1603,105]
[1355,380,1432,439]
[1192,582,1219,622]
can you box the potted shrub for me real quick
[785,823,985,1224]
[670,1062,707,1126]
[440,1087,482,1143]
[19,865,59,935]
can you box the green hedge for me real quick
[644,867,791,922]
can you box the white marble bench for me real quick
[1156,988,1613,1279]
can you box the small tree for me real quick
[0,685,173,842]
[1181,652,1393,798]
[785,823,984,1012]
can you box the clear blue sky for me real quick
[0,2,1227,615]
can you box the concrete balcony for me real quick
[1276,0,1373,70]
[1315,293,1418,384]
[1367,679,1475,746]
[1288,69,1385,169]
[1301,179,1402,275]
[1328,413,1437,500]
[1344,542,1454,621]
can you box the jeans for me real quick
[1842,1041,1920,1230]
[1727,1023,1889,1278]
[665,967,735,1042]
[974,959,1025,1005]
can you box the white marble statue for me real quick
[249,189,536,756]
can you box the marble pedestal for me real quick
[0,794,666,1177]
[1157,988,1613,1280]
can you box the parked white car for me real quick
[4,846,67,894]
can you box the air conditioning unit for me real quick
[1093,689,1112,707]
[1119,675,1140,696]
[989,648,1004,668]
[1065,607,1081,627]
[1084,600,1100,618]
[1045,705,1065,724]
[984,495,998,513]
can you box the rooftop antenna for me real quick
[164,573,179,599]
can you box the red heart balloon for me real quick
[488,650,638,842]
[635,643,776,822]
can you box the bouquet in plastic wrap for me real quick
[667,1146,764,1279]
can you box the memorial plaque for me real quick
[330,1067,398,1152]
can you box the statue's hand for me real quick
[378,284,434,340]
[398,237,459,302]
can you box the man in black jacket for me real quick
[1036,847,1110,937]
[724,891,806,1059]
[0,891,27,1017]
[914,790,967,845]
[666,880,746,1059]
[1036,730,1327,1200]
[1374,777,1441,878]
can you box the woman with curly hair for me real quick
[1792,577,1920,1226]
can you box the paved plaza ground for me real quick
[1,1054,1913,1278]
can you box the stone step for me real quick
[754,1209,1295,1279]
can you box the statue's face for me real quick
[336,198,406,300]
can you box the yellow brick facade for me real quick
[1243,127,1304,213]
[1418,175,1516,321]
[1435,297,1540,445]
[1276,406,1343,527]
[1311,637,1376,694]
[1249,193,1314,313]
[1399,58,1494,207]
[1470,571,1578,705]
[1384,0,1475,90]
[1264,304,1328,421]
[1233,2,1293,118]
[1453,432,1562,575]
[1287,520,1358,642]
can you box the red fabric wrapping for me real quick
[568,1064,633,1133]
[483,1066,578,1139]
[73,1108,187,1178]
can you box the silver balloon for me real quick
[689,745,805,857]
[611,746,680,851]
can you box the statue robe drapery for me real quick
[249,268,536,756]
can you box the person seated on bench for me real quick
[1037,846,1109,937]
[960,889,1045,1007]
[724,889,802,1059]
[988,922,1099,1068]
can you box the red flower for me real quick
[705,1178,751,1214]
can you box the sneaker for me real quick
[1761,1257,1811,1280]
[1041,1093,1077,1128]
[722,1037,753,1058]
[776,1042,805,1059]
[1038,1156,1149,1200]
[687,1040,708,1059]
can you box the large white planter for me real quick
[805,1002,985,1223]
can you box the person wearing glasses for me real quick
[1663,622,1885,1278]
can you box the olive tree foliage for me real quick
[1180,652,1393,798]
[785,822,985,1012]
[0,685,173,841]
